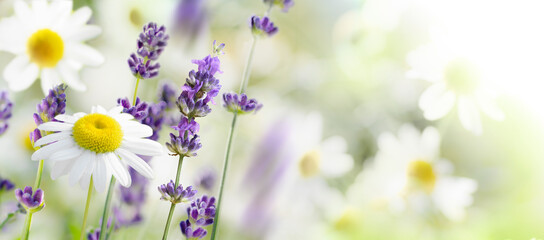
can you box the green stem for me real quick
[161,155,185,240]
[79,177,94,240]
[133,77,141,104]
[210,113,238,240]
[34,160,44,189]
[21,212,33,240]
[239,37,258,94]
[0,211,17,230]
[99,177,116,240]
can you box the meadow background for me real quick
[1,0,544,239]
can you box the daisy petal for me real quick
[49,147,84,162]
[320,153,354,177]
[31,139,74,160]
[65,43,104,66]
[38,121,73,131]
[476,92,504,121]
[51,159,74,180]
[54,114,79,123]
[3,56,39,92]
[93,156,109,192]
[68,151,91,185]
[33,131,71,147]
[122,121,153,138]
[106,152,131,187]
[68,6,92,26]
[419,83,456,121]
[57,61,87,91]
[121,138,164,156]
[107,106,124,115]
[117,148,154,179]
[65,25,101,41]
[41,68,62,95]
[79,153,96,189]
[458,97,482,135]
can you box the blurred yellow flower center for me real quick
[72,113,123,153]
[444,58,480,94]
[299,150,321,178]
[27,29,64,68]
[334,208,359,231]
[129,8,144,27]
[407,160,436,193]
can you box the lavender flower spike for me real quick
[180,195,216,239]
[158,180,197,204]
[128,53,160,79]
[263,0,294,12]
[117,97,149,121]
[15,186,45,213]
[0,90,13,136]
[166,132,202,157]
[31,84,67,144]
[223,92,263,114]
[137,22,169,60]
[250,16,278,37]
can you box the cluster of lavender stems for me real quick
[18,84,67,240]
[160,41,224,240]
[210,1,292,238]
[94,22,169,240]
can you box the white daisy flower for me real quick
[348,124,477,221]
[0,0,104,94]
[31,105,163,192]
[407,43,504,135]
[293,112,354,179]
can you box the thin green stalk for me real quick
[239,37,258,94]
[99,177,116,240]
[0,210,17,230]
[79,177,94,240]
[21,212,33,240]
[210,113,238,240]
[133,77,141,104]
[34,159,44,189]
[161,155,185,240]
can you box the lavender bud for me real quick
[263,0,294,12]
[15,186,45,213]
[128,53,160,79]
[0,90,13,136]
[137,22,169,60]
[250,16,278,37]
[0,177,15,192]
[158,180,197,204]
[222,92,263,115]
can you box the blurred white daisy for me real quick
[293,112,354,179]
[31,105,163,192]
[0,0,104,94]
[348,124,477,221]
[407,43,504,135]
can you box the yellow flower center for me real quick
[129,8,144,27]
[444,58,480,94]
[299,150,321,178]
[26,29,64,68]
[72,113,123,153]
[334,208,359,231]
[407,160,436,193]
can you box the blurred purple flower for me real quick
[263,0,294,12]
[194,168,216,191]
[223,92,263,114]
[250,16,278,37]
[0,90,13,136]
[0,176,15,191]
[173,0,207,38]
